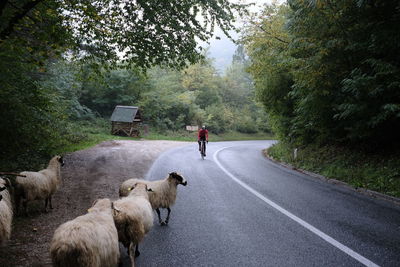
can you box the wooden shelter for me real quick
[110,105,142,137]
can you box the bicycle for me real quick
[200,140,206,160]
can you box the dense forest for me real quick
[41,47,268,134]
[243,0,400,149]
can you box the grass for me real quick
[143,130,274,142]
[51,119,135,155]
[59,133,133,153]
[267,142,400,198]
[55,119,275,154]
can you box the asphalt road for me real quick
[132,140,400,267]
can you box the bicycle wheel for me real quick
[201,141,205,159]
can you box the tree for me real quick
[181,60,222,109]
[205,104,234,134]
[243,3,294,141]
[222,58,254,108]
[232,44,247,64]
[286,0,400,146]
[244,0,400,148]
[79,66,149,117]
[0,53,67,170]
[1,0,247,68]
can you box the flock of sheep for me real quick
[0,155,188,266]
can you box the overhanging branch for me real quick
[251,21,289,45]
[0,0,44,41]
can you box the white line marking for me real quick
[213,146,379,267]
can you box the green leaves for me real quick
[0,51,67,171]
[245,0,400,147]
[136,55,266,134]
[243,3,294,141]
[59,0,246,68]
[1,0,246,69]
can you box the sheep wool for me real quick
[119,172,187,225]
[50,198,120,267]
[16,155,64,213]
[0,178,13,246]
[113,183,153,266]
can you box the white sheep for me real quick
[0,177,13,246]
[15,155,64,215]
[119,172,187,226]
[50,198,120,267]
[113,182,153,267]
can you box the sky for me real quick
[205,0,281,73]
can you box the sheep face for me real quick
[0,178,11,188]
[57,156,65,167]
[0,178,12,202]
[0,178,11,193]
[169,172,187,186]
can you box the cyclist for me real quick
[198,125,209,155]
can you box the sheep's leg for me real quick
[165,207,171,225]
[15,194,21,215]
[22,200,28,216]
[128,242,136,267]
[49,195,53,209]
[135,243,140,258]
[45,198,49,212]
[156,208,164,225]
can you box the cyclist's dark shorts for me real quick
[199,136,207,141]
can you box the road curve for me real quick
[134,140,400,267]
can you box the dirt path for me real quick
[0,140,189,266]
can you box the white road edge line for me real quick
[213,146,379,267]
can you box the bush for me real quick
[236,116,258,134]
[205,104,233,134]
[268,142,400,197]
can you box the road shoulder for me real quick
[263,148,400,206]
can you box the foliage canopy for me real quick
[1,0,246,68]
[244,0,400,149]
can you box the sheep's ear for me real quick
[58,156,65,166]
[4,178,12,188]
[113,206,121,212]
[171,172,184,183]
[91,199,98,208]
[111,202,117,211]
[112,204,121,216]
[170,172,182,179]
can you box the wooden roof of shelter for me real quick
[110,105,141,122]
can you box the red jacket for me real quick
[198,129,208,141]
